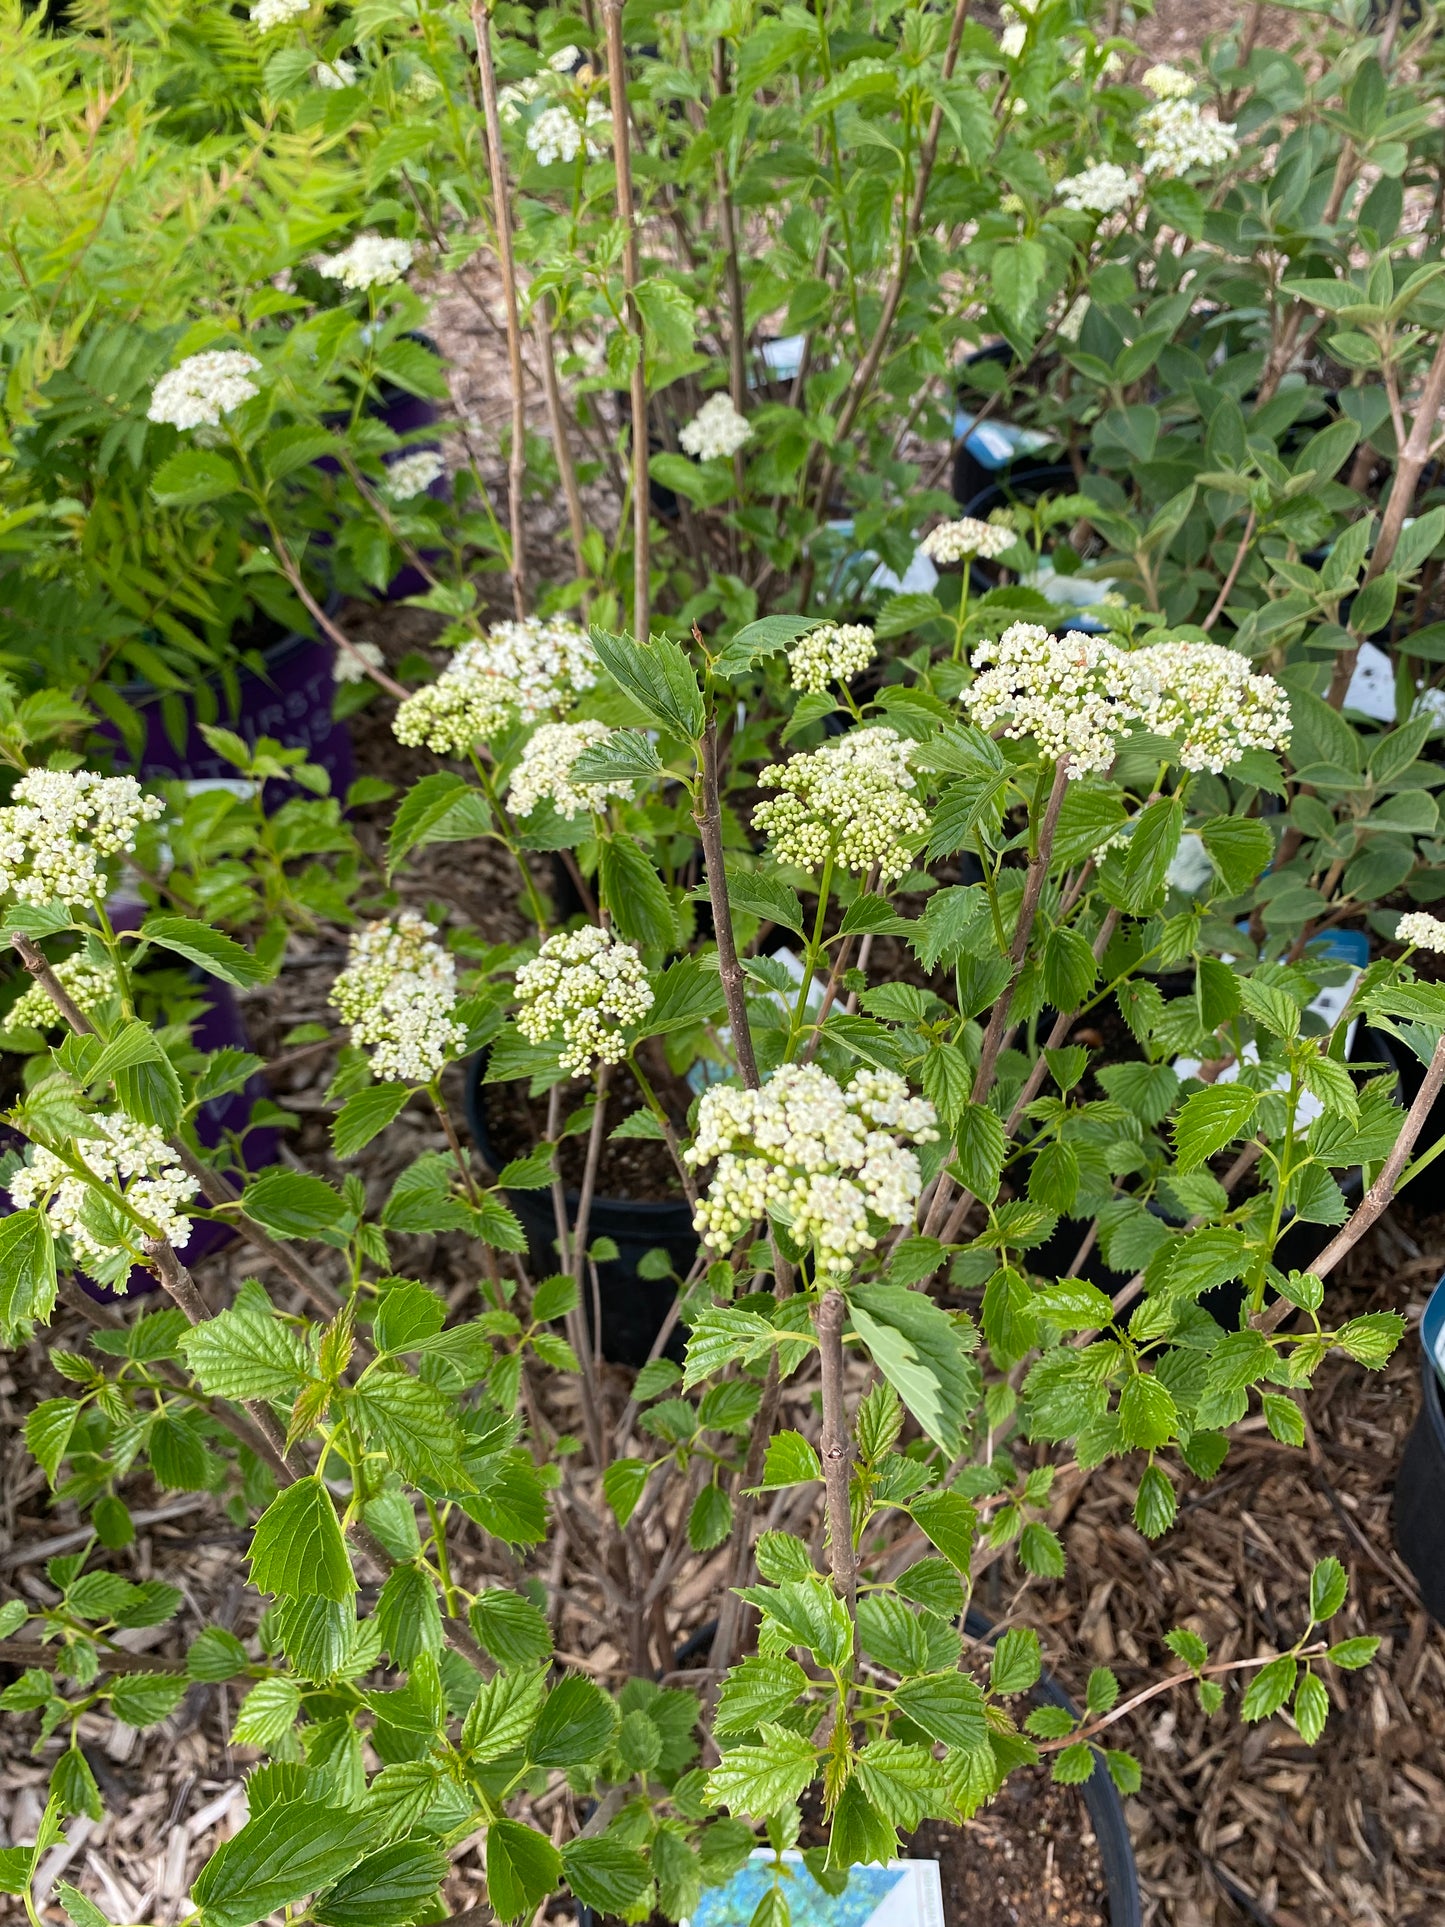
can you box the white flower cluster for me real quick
[679,395,753,461]
[1142,62,1196,99]
[788,624,877,694]
[526,100,610,167]
[514,926,653,1073]
[1122,641,1291,772]
[0,770,162,907]
[329,911,465,1083]
[1396,912,1445,954]
[250,0,309,28]
[148,351,262,431]
[1137,99,1239,177]
[919,517,1016,566]
[999,20,1027,56]
[965,625,1291,777]
[11,1116,193,1279]
[393,617,595,755]
[753,727,928,885]
[966,624,1123,776]
[385,449,446,500]
[333,640,386,685]
[6,954,117,1034]
[684,1065,938,1275]
[508,721,636,820]
[315,59,357,89]
[319,233,414,291]
[1056,162,1135,214]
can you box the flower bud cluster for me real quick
[6,954,118,1034]
[0,771,163,907]
[1396,912,1445,954]
[966,625,1291,776]
[385,450,446,500]
[1137,99,1239,176]
[918,517,1015,566]
[684,1065,938,1274]
[753,728,928,884]
[333,641,386,686]
[514,926,654,1073]
[508,721,636,820]
[250,0,309,28]
[1056,163,1135,214]
[394,618,596,755]
[679,395,753,461]
[526,100,610,167]
[319,233,414,290]
[148,352,262,431]
[11,1116,194,1279]
[329,911,466,1083]
[787,624,877,694]
[1142,63,1196,99]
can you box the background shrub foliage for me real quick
[3,0,1445,1922]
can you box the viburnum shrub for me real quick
[5,0,1445,1923]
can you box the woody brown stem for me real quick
[534,292,590,591]
[471,0,530,618]
[601,0,650,642]
[694,712,759,1088]
[817,1288,857,1633]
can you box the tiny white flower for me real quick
[1056,162,1134,214]
[1142,62,1196,100]
[788,624,877,695]
[919,517,1016,567]
[148,351,262,431]
[1136,98,1238,177]
[508,721,637,820]
[11,1115,193,1284]
[679,394,753,462]
[1000,21,1027,56]
[314,58,357,89]
[753,727,928,885]
[385,450,446,500]
[1396,912,1445,954]
[393,617,596,756]
[333,641,386,685]
[525,99,609,167]
[684,1065,938,1276]
[330,911,465,1083]
[0,770,162,908]
[515,926,654,1073]
[318,233,414,291]
[250,0,309,29]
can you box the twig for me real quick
[694,711,759,1088]
[270,540,409,700]
[534,290,590,589]
[470,0,530,618]
[1258,1028,1445,1328]
[1036,1646,1327,1753]
[572,1064,611,1386]
[1201,508,1257,632]
[712,39,748,418]
[11,933,93,1033]
[601,0,650,642]
[816,1289,857,1631]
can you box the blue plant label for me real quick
[1425,1274,1445,1391]
[687,1853,943,1927]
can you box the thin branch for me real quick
[816,1288,858,1632]
[270,539,409,700]
[11,933,93,1033]
[1201,508,1257,632]
[694,711,759,1088]
[601,0,650,642]
[712,38,748,417]
[470,0,530,618]
[534,290,590,588]
[1037,1646,1327,1753]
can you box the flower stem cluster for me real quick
[918,518,1015,566]
[148,352,262,430]
[684,1065,938,1275]
[514,926,653,1073]
[679,396,753,461]
[0,771,162,907]
[787,624,877,694]
[507,722,636,821]
[753,728,927,884]
[965,625,1290,776]
[329,911,466,1083]
[11,1117,193,1284]
[393,618,596,755]
[318,234,414,290]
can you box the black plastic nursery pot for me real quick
[464,1052,697,1366]
[1394,1344,1445,1625]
